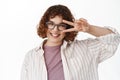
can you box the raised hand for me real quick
[62,18,90,33]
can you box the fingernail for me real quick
[62,20,65,22]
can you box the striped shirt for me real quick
[21,27,120,80]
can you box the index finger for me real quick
[62,28,76,33]
[62,20,74,26]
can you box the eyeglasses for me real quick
[46,21,68,31]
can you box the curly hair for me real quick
[37,4,78,42]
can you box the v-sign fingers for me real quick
[62,28,76,33]
[63,20,74,26]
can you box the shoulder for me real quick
[71,39,91,46]
[26,39,46,56]
[65,39,90,49]
[24,47,39,59]
[25,42,44,59]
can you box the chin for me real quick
[51,39,62,43]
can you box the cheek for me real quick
[61,32,66,37]
[46,30,50,36]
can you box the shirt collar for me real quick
[35,39,69,55]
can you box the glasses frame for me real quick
[46,21,68,31]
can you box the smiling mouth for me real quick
[50,33,60,38]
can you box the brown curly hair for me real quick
[37,4,78,42]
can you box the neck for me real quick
[44,40,63,47]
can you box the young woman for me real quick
[21,4,120,80]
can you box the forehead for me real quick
[49,16,63,24]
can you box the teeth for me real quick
[52,34,58,36]
[51,33,59,37]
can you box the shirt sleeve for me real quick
[87,27,120,63]
[21,51,32,80]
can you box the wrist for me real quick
[86,24,92,33]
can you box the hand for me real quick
[62,18,90,33]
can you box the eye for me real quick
[46,21,54,26]
[57,24,67,30]
[46,21,55,29]
[58,23,67,28]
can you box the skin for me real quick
[45,16,113,46]
[45,16,66,46]
[62,18,113,37]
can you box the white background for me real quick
[0,0,120,80]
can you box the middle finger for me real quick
[62,20,74,26]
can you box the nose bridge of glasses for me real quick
[52,24,59,30]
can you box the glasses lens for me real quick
[46,21,54,29]
[57,24,67,30]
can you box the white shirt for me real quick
[21,27,120,80]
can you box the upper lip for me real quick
[50,33,60,36]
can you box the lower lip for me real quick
[50,33,60,38]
